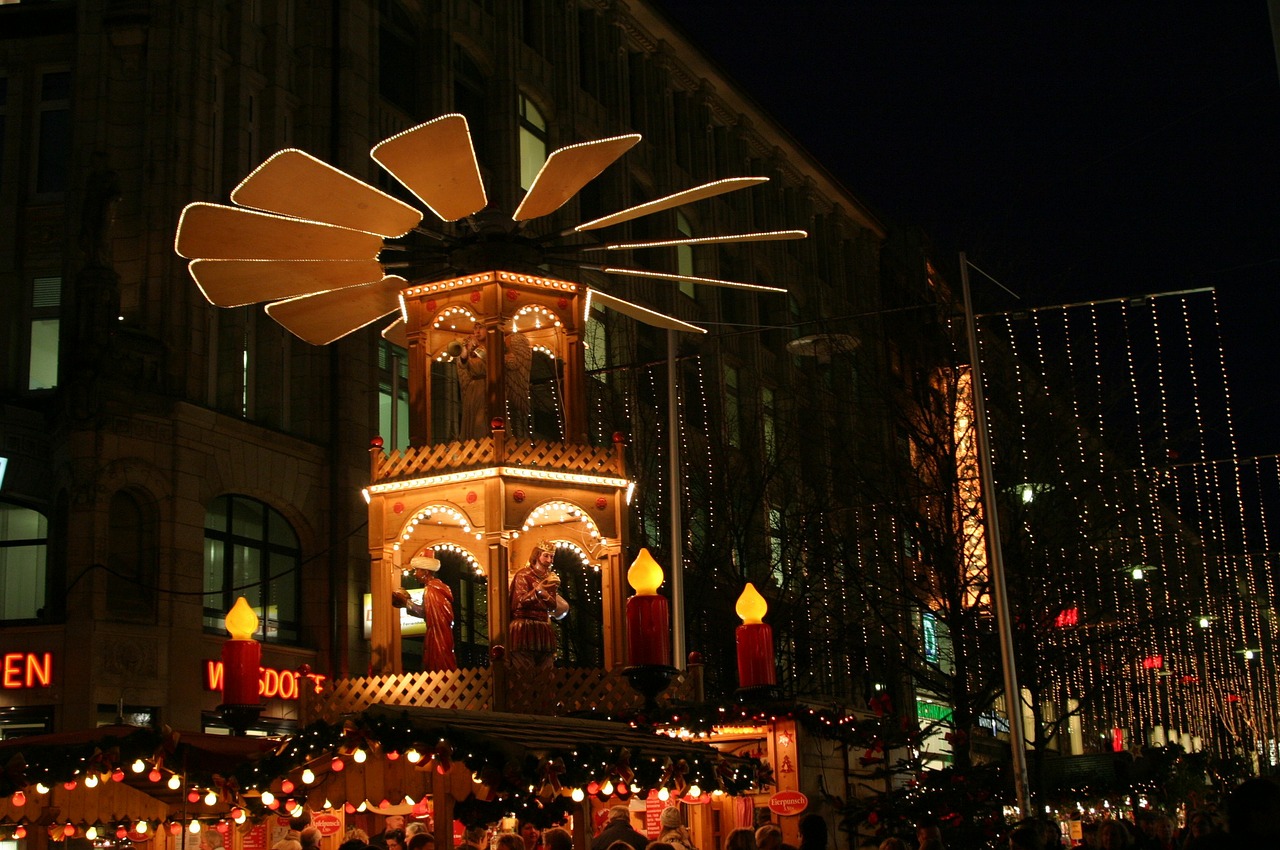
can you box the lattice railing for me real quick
[504,441,620,475]
[372,438,624,483]
[302,665,698,722]
[374,440,494,481]
[303,668,493,724]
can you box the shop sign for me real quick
[1,652,52,689]
[203,660,327,700]
[242,824,269,850]
[767,790,808,816]
[313,813,343,837]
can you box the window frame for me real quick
[0,501,49,623]
[203,495,301,645]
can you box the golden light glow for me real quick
[368,466,631,494]
[735,583,767,624]
[627,548,663,595]
[225,597,260,640]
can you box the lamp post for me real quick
[960,252,1030,814]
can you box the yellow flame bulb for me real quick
[627,548,664,595]
[225,597,260,641]
[735,583,767,624]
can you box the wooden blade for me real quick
[371,114,487,222]
[265,275,407,345]
[175,203,384,260]
[587,289,706,333]
[513,134,641,222]
[603,267,788,293]
[574,177,768,232]
[586,229,808,252]
[188,259,385,307]
[381,317,408,349]
[231,149,422,238]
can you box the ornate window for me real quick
[202,495,300,643]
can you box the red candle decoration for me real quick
[735,583,776,688]
[625,548,670,667]
[221,597,262,706]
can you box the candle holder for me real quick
[218,703,264,736]
[623,663,678,712]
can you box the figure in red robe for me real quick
[392,549,457,671]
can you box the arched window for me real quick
[400,549,489,670]
[203,495,300,643]
[0,503,47,621]
[107,491,158,622]
[552,547,603,668]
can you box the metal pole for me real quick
[960,252,1031,815]
[667,329,686,666]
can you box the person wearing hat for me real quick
[508,540,569,672]
[591,807,648,850]
[392,549,457,671]
[659,806,696,850]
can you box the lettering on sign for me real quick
[768,790,808,817]
[1,653,53,689]
[203,660,327,700]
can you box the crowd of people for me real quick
[266,777,1279,850]
[297,807,830,850]
[871,776,1280,850]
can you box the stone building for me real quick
[0,0,889,741]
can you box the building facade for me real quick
[0,0,890,739]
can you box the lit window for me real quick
[723,364,740,448]
[676,211,695,298]
[0,503,48,622]
[203,496,300,644]
[768,507,784,586]
[761,386,776,461]
[584,305,608,383]
[518,93,547,191]
[27,276,61,391]
[379,341,410,450]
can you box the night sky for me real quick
[653,1,1280,453]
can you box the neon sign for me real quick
[203,660,326,700]
[1,652,53,689]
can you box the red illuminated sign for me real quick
[1,652,53,689]
[203,660,326,701]
[768,790,809,816]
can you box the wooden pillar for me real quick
[600,546,625,670]
[489,537,511,710]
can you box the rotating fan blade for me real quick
[188,259,385,307]
[588,289,706,333]
[176,203,384,260]
[371,114,488,222]
[603,267,788,293]
[573,177,768,232]
[265,275,407,345]
[513,134,641,222]
[230,149,422,238]
[583,229,808,252]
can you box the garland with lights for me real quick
[1,709,759,838]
